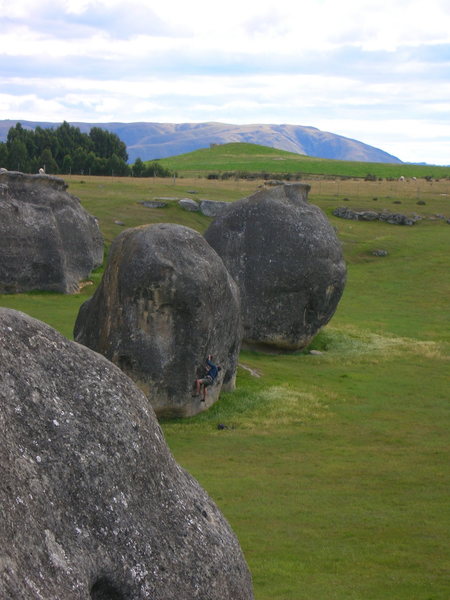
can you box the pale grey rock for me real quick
[141,201,167,208]
[178,198,199,211]
[0,171,103,294]
[0,307,253,600]
[74,224,241,418]
[333,206,421,225]
[204,183,346,351]
[200,200,230,217]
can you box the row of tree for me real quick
[0,122,173,177]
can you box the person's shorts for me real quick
[199,375,213,387]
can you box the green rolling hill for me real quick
[158,143,450,179]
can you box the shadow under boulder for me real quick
[0,308,253,599]
[74,224,241,418]
[204,183,347,351]
[0,171,103,294]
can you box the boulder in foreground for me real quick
[0,308,253,599]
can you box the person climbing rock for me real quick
[194,355,221,402]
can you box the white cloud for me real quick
[0,0,449,163]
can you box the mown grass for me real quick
[1,170,449,599]
[159,142,450,180]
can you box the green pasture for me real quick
[159,142,450,180]
[1,170,449,599]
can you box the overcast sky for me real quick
[1,0,449,164]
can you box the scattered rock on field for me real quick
[333,207,421,225]
[141,200,167,208]
[178,198,199,211]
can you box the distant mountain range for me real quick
[0,120,402,164]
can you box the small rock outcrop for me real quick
[74,224,241,418]
[178,198,199,211]
[0,171,103,293]
[332,206,421,225]
[204,183,346,351]
[0,308,253,600]
[140,200,167,208]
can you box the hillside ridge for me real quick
[0,120,402,164]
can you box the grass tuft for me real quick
[310,326,448,360]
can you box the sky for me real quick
[1,0,449,164]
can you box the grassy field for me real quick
[159,142,450,180]
[1,167,449,599]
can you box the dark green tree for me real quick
[90,127,128,162]
[71,146,89,174]
[91,156,108,175]
[132,157,145,176]
[34,126,58,161]
[54,121,89,164]
[144,161,174,178]
[7,138,29,172]
[39,148,58,174]
[0,142,8,167]
[3,121,130,176]
[107,153,130,176]
[6,123,34,171]
[61,154,73,175]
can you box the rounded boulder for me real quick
[204,183,346,351]
[0,171,103,294]
[74,224,241,418]
[0,308,253,599]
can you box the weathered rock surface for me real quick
[199,200,230,217]
[332,206,421,225]
[74,224,241,418]
[0,171,103,293]
[204,183,346,351]
[178,198,199,211]
[0,308,253,600]
[140,200,168,208]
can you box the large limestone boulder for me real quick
[74,224,241,418]
[204,183,346,351]
[0,308,253,600]
[0,171,103,294]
